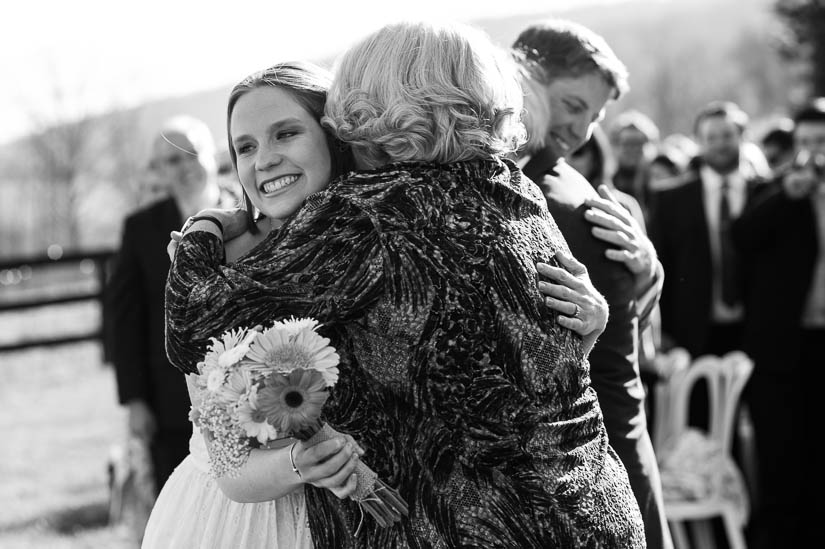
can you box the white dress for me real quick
[141,378,314,548]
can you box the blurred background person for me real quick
[136,161,172,208]
[651,100,760,363]
[609,109,660,219]
[513,20,672,549]
[648,146,689,191]
[662,132,699,161]
[732,97,825,549]
[568,124,647,227]
[759,117,796,174]
[645,145,690,218]
[106,115,234,514]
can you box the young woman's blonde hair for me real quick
[323,21,526,168]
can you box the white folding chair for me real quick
[652,350,753,549]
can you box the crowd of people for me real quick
[102,15,824,549]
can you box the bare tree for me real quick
[16,75,145,254]
[775,0,825,98]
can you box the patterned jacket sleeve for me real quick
[165,230,231,374]
[165,191,386,375]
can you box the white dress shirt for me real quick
[701,165,746,323]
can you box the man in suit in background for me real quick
[651,101,762,364]
[732,98,825,548]
[107,115,230,495]
[512,20,672,549]
[649,101,764,545]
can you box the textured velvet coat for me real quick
[166,158,645,548]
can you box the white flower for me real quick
[237,385,279,444]
[216,368,253,405]
[246,319,340,387]
[206,369,225,393]
[270,317,320,336]
[218,329,259,368]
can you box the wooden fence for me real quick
[0,249,115,354]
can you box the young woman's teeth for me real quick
[262,175,299,193]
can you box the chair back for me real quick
[654,350,753,455]
[651,346,691,452]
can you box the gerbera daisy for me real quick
[217,329,259,368]
[246,322,340,386]
[270,317,320,336]
[256,369,329,436]
[215,367,253,406]
[236,386,279,444]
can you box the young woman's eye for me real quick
[277,129,299,140]
[236,143,254,155]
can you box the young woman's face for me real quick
[230,86,332,221]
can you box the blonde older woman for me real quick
[166,21,643,548]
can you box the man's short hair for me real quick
[693,100,749,136]
[512,19,629,100]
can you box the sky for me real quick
[0,0,636,145]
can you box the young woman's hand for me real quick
[290,436,366,500]
[185,208,249,240]
[537,251,608,354]
[167,208,249,261]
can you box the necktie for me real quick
[719,177,740,307]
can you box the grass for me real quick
[0,342,140,549]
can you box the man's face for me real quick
[150,131,210,200]
[794,121,825,158]
[541,72,613,161]
[614,127,649,169]
[696,115,742,174]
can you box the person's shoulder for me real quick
[653,170,700,198]
[127,196,175,223]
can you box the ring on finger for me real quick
[573,303,580,318]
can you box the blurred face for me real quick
[139,167,170,206]
[542,72,613,161]
[150,131,210,199]
[696,115,742,174]
[230,87,332,221]
[794,121,825,157]
[615,127,648,169]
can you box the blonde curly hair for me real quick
[323,21,526,169]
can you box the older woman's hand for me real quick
[584,185,657,283]
[537,251,608,354]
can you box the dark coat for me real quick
[649,165,761,356]
[107,197,191,431]
[731,180,818,373]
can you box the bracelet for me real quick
[187,215,224,234]
[289,442,302,480]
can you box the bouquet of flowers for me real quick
[189,317,407,527]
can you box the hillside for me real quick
[105,0,783,154]
[0,0,791,256]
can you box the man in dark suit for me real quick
[107,115,230,495]
[651,101,762,363]
[732,98,825,549]
[513,20,672,549]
